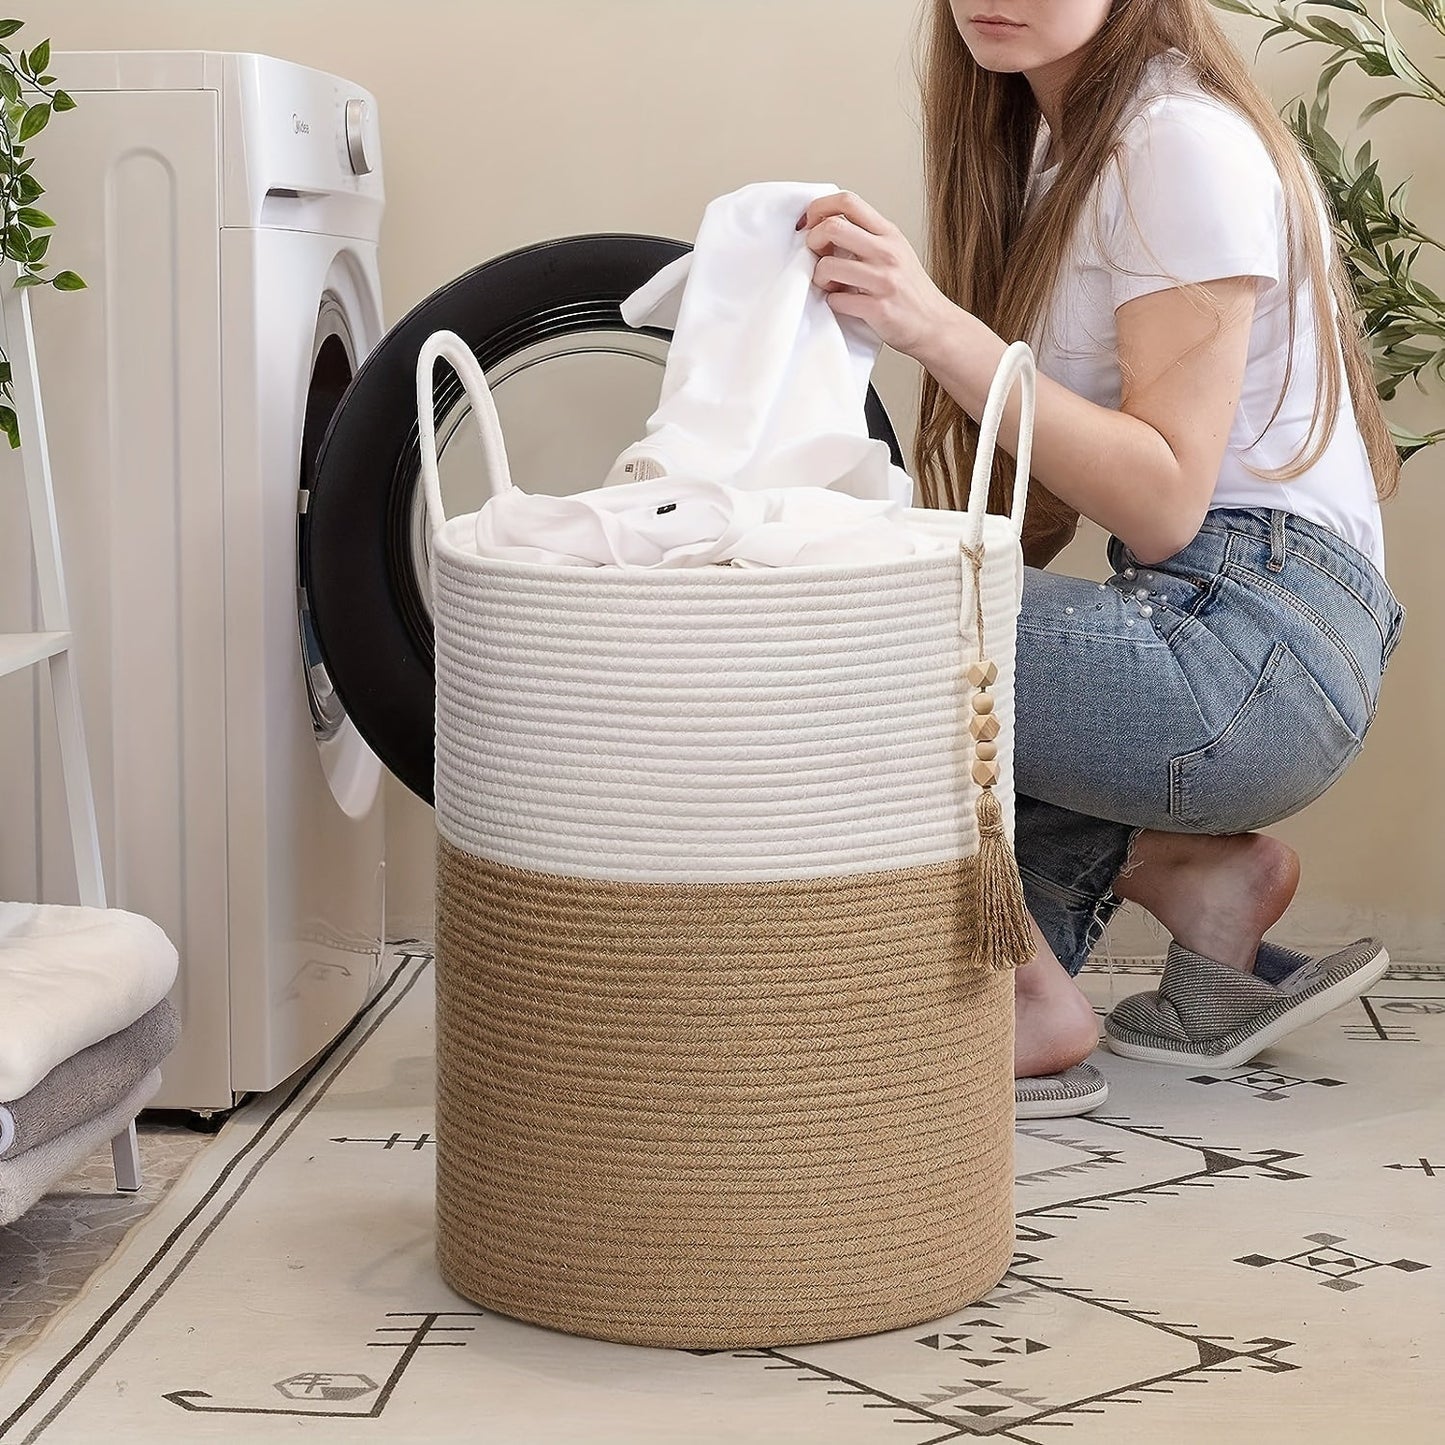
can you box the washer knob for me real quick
[344,97,373,175]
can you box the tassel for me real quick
[958,540,1032,970]
[969,786,1035,972]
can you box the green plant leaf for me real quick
[51,269,85,291]
[1358,90,1412,123]
[28,38,47,73]
[14,172,41,202]
[3,228,32,263]
[1310,18,1371,51]
[51,88,74,112]
[0,21,23,40]
[17,102,49,141]
[1379,5,1445,100]
[1389,419,1445,462]
[12,273,44,287]
[16,205,54,229]
[0,404,18,450]
[26,232,48,262]
[0,70,19,104]
[1320,53,1353,90]
[1393,0,1445,38]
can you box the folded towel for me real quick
[0,998,179,1158]
[604,180,913,505]
[0,903,179,1100]
[0,1066,162,1227]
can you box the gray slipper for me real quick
[1015,1062,1109,1119]
[1104,937,1389,1069]
[1254,940,1316,985]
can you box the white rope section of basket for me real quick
[417,330,1038,973]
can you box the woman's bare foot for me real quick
[1014,924,1100,1079]
[1111,831,1300,973]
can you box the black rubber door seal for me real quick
[303,233,906,804]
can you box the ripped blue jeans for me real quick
[1013,507,1406,976]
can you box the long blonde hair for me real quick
[914,0,1400,526]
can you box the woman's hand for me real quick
[798,191,956,360]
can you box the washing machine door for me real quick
[303,233,906,804]
[298,282,385,820]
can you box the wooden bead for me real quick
[966,659,999,688]
[972,759,1001,787]
[974,739,998,762]
[969,712,1001,742]
[971,690,996,715]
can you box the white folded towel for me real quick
[604,180,912,504]
[0,904,179,1100]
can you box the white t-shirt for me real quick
[1029,50,1386,573]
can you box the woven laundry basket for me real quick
[418,332,1038,1350]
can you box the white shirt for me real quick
[605,180,912,505]
[1030,51,1386,573]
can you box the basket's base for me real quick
[436,1234,1015,1351]
[433,840,1019,1353]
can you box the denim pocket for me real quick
[1168,640,1362,833]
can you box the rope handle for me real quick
[416,329,514,536]
[962,340,1036,550]
[956,340,1038,972]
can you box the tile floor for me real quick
[0,1120,211,1363]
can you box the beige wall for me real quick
[34,1,1443,957]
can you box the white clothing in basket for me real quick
[471,476,950,569]
[468,180,923,569]
[602,180,912,506]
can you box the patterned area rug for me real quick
[0,945,1439,1443]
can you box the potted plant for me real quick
[0,14,84,449]
[1214,0,1445,459]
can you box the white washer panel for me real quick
[0,53,387,1111]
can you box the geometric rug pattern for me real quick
[0,947,1439,1443]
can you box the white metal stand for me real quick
[0,265,142,1193]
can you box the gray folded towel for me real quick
[0,997,179,1159]
[0,1067,162,1226]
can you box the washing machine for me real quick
[0,51,387,1112]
